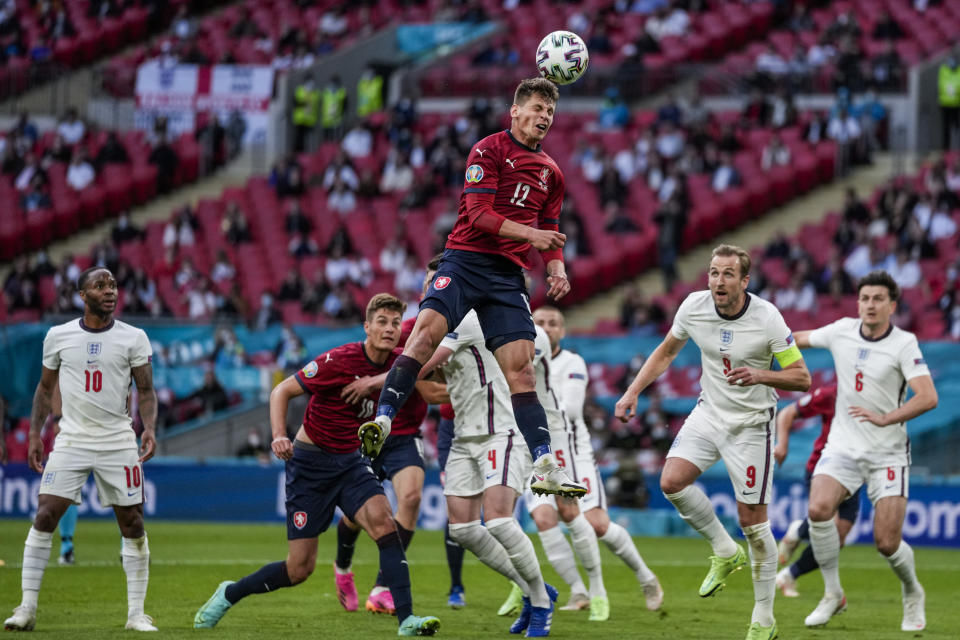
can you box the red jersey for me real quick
[446,130,565,270]
[795,385,838,474]
[399,317,416,348]
[294,342,425,452]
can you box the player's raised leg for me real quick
[661,457,745,598]
[804,474,848,627]
[4,494,72,631]
[585,507,663,611]
[57,504,78,566]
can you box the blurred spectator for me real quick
[620,285,666,334]
[20,173,51,211]
[598,157,627,206]
[172,5,196,40]
[322,283,362,322]
[10,112,38,148]
[603,201,637,233]
[711,152,741,192]
[870,41,905,91]
[380,152,414,192]
[319,5,348,37]
[843,188,871,224]
[645,4,689,41]
[276,163,305,198]
[768,88,797,128]
[597,87,629,129]
[761,134,791,170]
[66,150,95,191]
[321,151,359,191]
[277,268,305,301]
[787,3,814,32]
[324,240,372,288]
[288,232,319,258]
[888,247,922,289]
[285,201,312,235]
[95,131,130,167]
[236,428,270,458]
[912,193,957,240]
[654,192,687,290]
[222,203,252,245]
[185,278,216,319]
[741,89,771,126]
[186,370,230,414]
[681,93,710,129]
[210,250,236,284]
[254,292,282,329]
[327,178,357,214]
[604,458,650,508]
[871,11,904,40]
[43,134,72,166]
[756,46,789,77]
[230,7,265,39]
[940,48,960,150]
[56,107,85,145]
[15,153,44,191]
[394,255,425,301]
[342,122,373,158]
[148,134,179,194]
[379,228,411,274]
[163,207,197,249]
[844,238,893,280]
[774,273,817,312]
[301,269,330,314]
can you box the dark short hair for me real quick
[77,266,111,291]
[514,78,559,107]
[426,253,444,272]
[365,293,406,321]
[710,244,751,279]
[857,270,900,302]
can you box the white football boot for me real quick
[804,591,846,627]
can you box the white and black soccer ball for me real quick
[536,30,589,86]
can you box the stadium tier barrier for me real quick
[2,462,959,548]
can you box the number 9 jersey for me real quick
[42,319,152,451]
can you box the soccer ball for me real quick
[536,30,589,86]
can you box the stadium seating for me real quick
[710,0,960,93]
[0,129,202,264]
[417,0,777,97]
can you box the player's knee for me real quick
[875,533,901,557]
[287,559,314,584]
[398,490,421,514]
[590,517,609,538]
[504,364,536,393]
[660,475,688,496]
[807,501,835,522]
[32,508,59,532]
[532,510,557,531]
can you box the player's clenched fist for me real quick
[272,436,293,460]
[614,393,638,423]
[529,229,565,251]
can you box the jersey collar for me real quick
[714,292,751,321]
[360,341,389,368]
[79,318,114,333]
[505,129,542,153]
[859,321,894,342]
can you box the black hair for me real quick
[76,266,111,291]
[857,270,900,302]
[426,253,444,272]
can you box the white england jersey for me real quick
[42,318,152,451]
[808,317,930,465]
[439,311,515,437]
[533,326,567,434]
[670,291,797,428]
[549,348,593,455]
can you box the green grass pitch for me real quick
[1,520,957,638]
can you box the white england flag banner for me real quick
[135,61,274,145]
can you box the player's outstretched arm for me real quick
[615,333,687,422]
[132,363,158,462]
[773,403,798,465]
[28,367,59,473]
[269,376,304,460]
[792,330,814,349]
[849,374,938,427]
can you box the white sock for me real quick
[665,486,738,558]
[885,540,920,594]
[808,518,842,595]
[20,527,53,610]
[742,521,777,627]
[121,535,150,618]
[487,517,549,608]
[567,514,606,598]
[449,521,529,593]
[538,526,586,595]
[600,522,657,584]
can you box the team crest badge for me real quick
[87,342,102,356]
[293,511,308,529]
[857,348,870,362]
[540,166,551,183]
[465,164,483,183]
[720,329,733,345]
[302,361,318,378]
[434,276,451,290]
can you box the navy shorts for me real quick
[436,418,455,471]
[371,434,425,482]
[806,470,861,523]
[420,248,536,352]
[285,442,384,540]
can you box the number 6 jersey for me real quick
[42,318,152,450]
[808,317,930,465]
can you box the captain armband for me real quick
[774,345,803,368]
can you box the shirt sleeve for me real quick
[129,329,153,368]
[560,354,588,423]
[294,352,342,394]
[767,309,803,367]
[462,141,501,196]
[41,328,59,370]
[533,327,551,366]
[898,335,931,381]
[808,319,840,349]
[669,295,693,340]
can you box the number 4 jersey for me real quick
[295,342,425,453]
[42,318,152,450]
[808,317,930,465]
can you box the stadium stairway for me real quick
[565,152,902,332]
